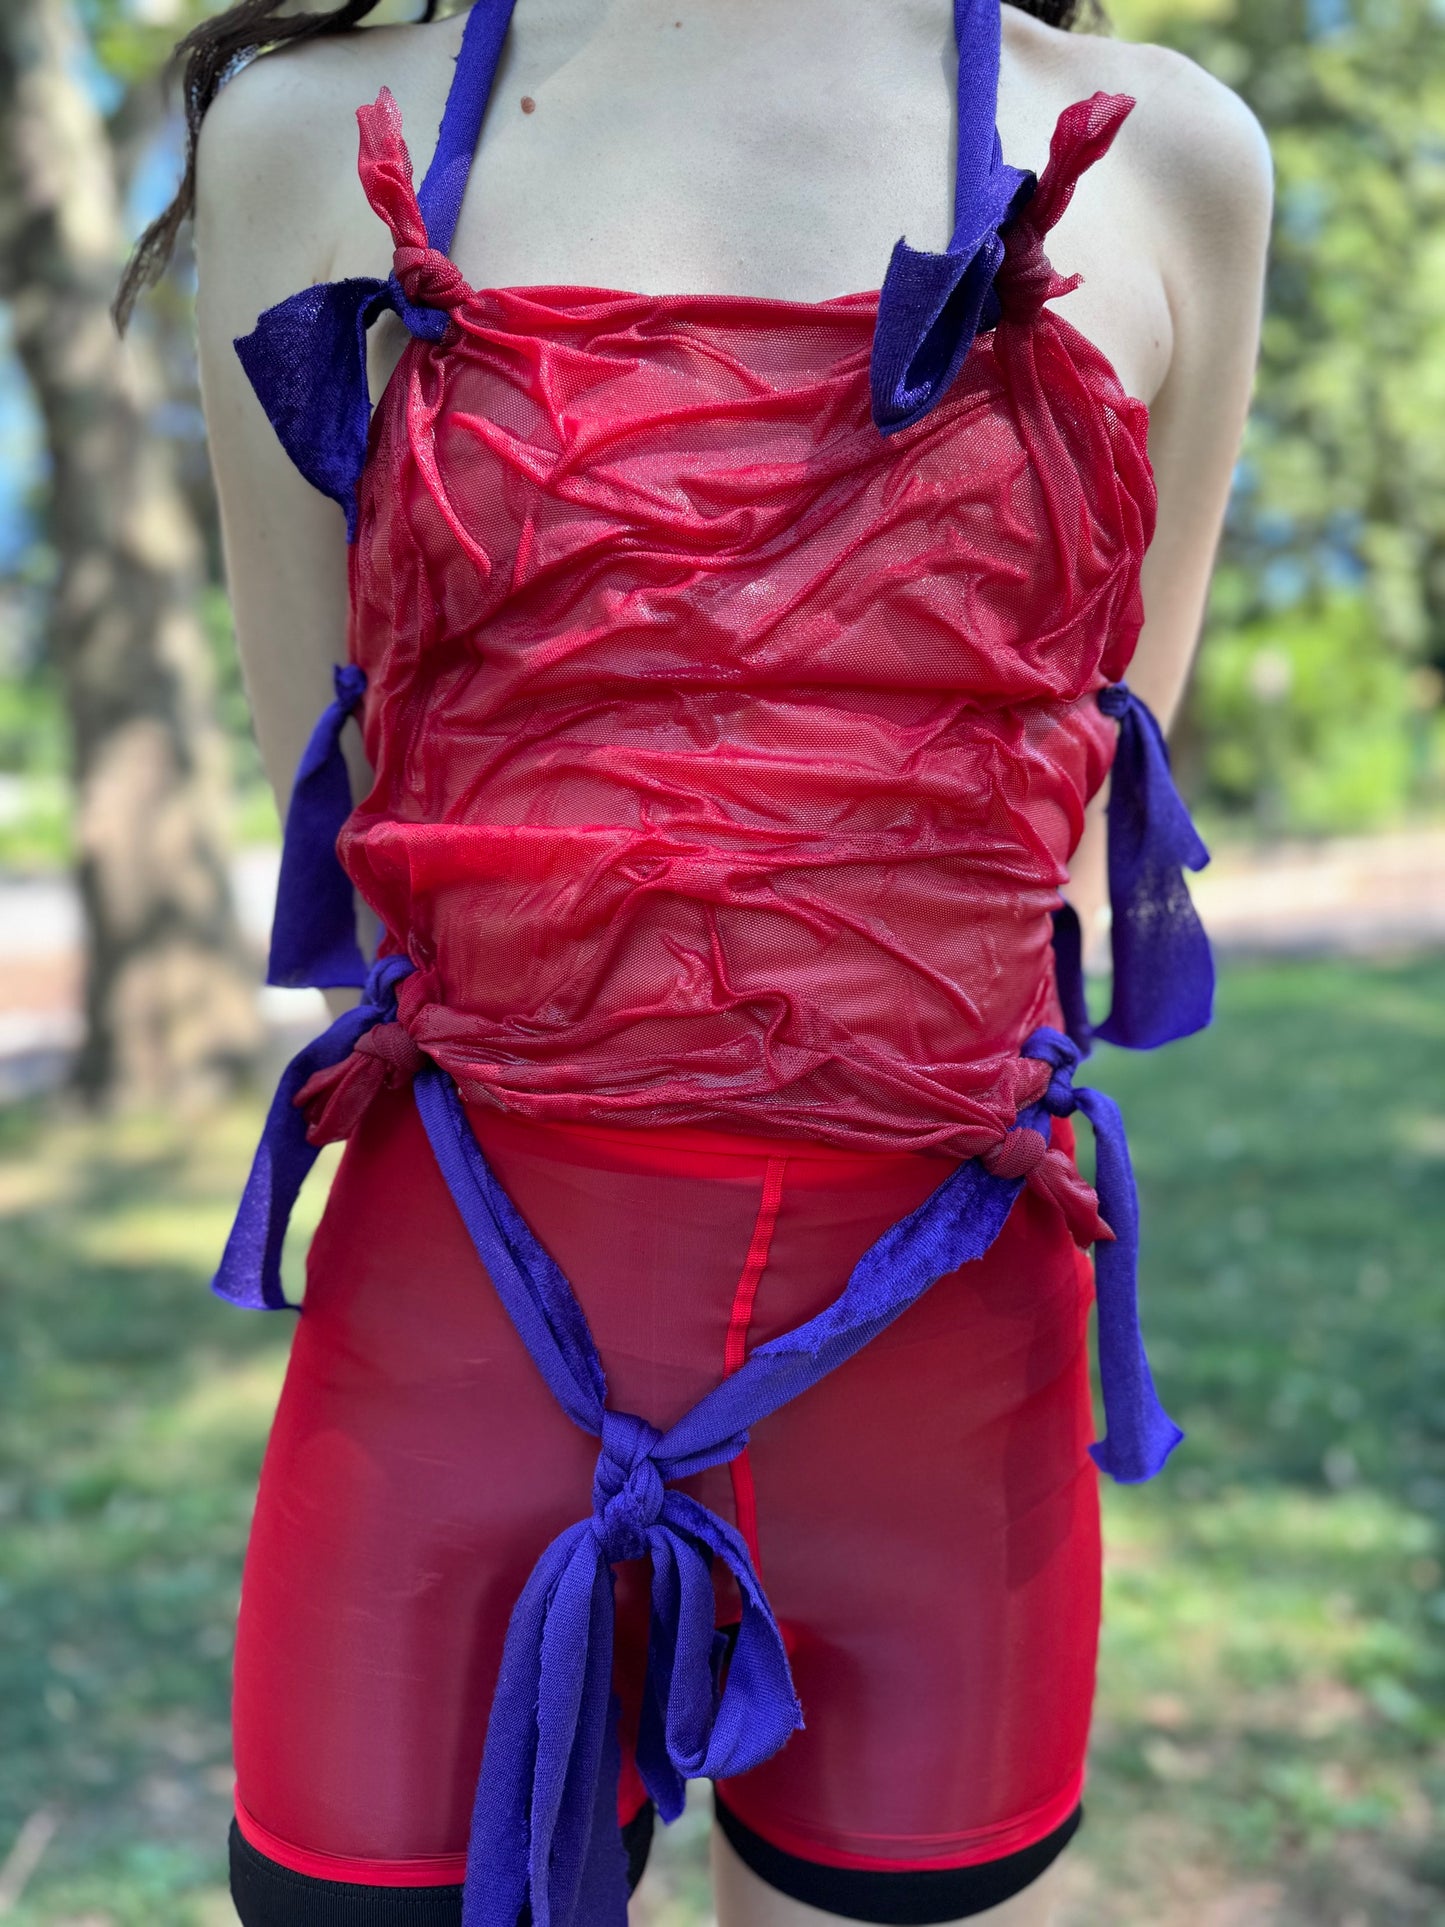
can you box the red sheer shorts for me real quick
[231,1086,1101,1883]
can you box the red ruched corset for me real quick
[340,91,1156,1158]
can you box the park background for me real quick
[1,0,1443,1920]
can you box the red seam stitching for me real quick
[724,1157,788,1574]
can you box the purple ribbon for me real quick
[870,0,1032,432]
[1052,687,1214,1055]
[408,1023,1180,1927]
[212,955,415,1311]
[1023,1028,1184,1484]
[1095,684,1214,1050]
[232,0,514,539]
[266,664,368,991]
[234,280,448,542]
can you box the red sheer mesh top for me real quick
[339,90,1155,1159]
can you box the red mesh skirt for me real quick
[231,1085,1101,1882]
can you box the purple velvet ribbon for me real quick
[1023,1028,1184,1483]
[231,0,515,539]
[236,0,1024,510]
[234,275,448,541]
[409,1023,1179,1927]
[1050,903,1094,1056]
[212,955,415,1311]
[1094,683,1214,1050]
[1051,686,1214,1054]
[870,0,1032,432]
[266,664,369,990]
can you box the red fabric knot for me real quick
[983,1125,1114,1251]
[994,92,1136,325]
[981,1124,1050,1182]
[995,222,1079,324]
[355,89,469,318]
[390,243,472,317]
[294,1020,426,1147]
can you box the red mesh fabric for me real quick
[232,1090,1100,1876]
[340,100,1155,1158]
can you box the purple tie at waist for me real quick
[397,1025,1180,1927]
[1053,683,1215,1055]
[212,980,1179,1926]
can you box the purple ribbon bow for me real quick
[212,954,415,1311]
[266,664,369,991]
[409,1021,1180,1927]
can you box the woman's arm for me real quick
[1066,48,1274,950]
[194,47,372,819]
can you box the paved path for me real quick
[1,830,1442,1098]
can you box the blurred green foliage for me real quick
[1,953,1441,1924]
[1114,0,1445,835]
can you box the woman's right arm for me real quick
[194,50,359,817]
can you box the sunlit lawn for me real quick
[1,955,1442,1925]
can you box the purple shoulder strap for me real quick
[415,0,517,254]
[237,0,1030,515]
[869,0,1032,431]
[233,0,515,537]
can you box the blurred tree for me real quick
[1113,0,1445,833]
[0,0,260,1105]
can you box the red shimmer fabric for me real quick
[231,1091,1100,1879]
[341,94,1155,1158]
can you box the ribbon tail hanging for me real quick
[463,1524,629,1927]
[1050,902,1094,1055]
[1095,685,1214,1050]
[1071,1084,1185,1482]
[211,1002,373,1311]
[650,1492,802,1784]
[267,663,369,991]
[212,954,415,1311]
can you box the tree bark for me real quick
[0,0,260,1105]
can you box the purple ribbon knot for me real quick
[592,1412,668,1563]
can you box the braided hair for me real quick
[114,0,1105,328]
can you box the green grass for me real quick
[0,956,1442,1925]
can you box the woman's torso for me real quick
[304,4,1157,1155]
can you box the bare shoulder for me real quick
[194,13,464,299]
[1007,13,1272,261]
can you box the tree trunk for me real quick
[0,0,260,1106]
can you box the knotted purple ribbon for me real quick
[1022,1027,1184,1484]
[212,955,415,1311]
[408,1022,1180,1927]
[870,0,1032,432]
[266,664,369,991]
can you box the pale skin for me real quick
[194,4,1271,1921]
